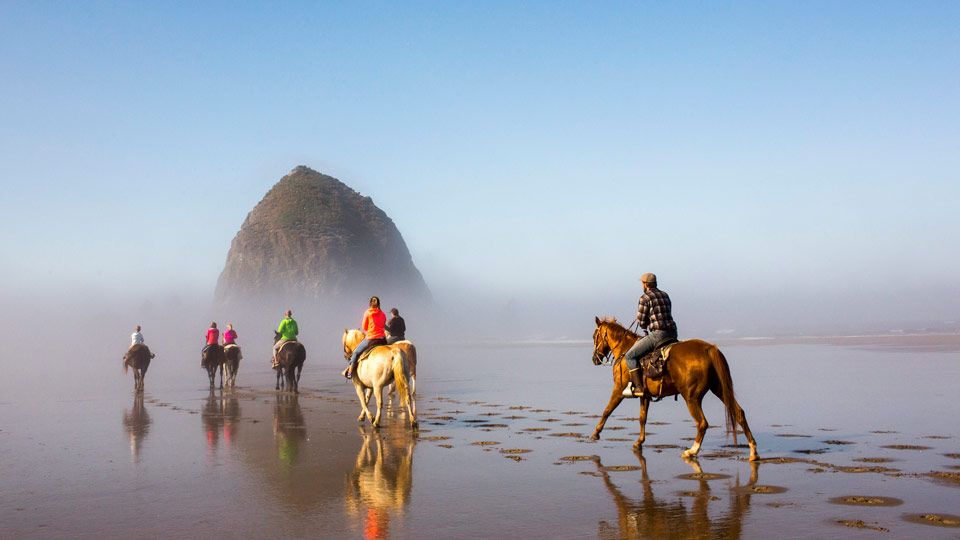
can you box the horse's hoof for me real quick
[590,433,600,441]
[412,421,419,430]
[749,453,760,461]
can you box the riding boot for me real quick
[623,368,645,398]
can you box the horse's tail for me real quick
[391,349,411,409]
[122,352,129,374]
[709,344,739,446]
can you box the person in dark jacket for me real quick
[385,308,406,345]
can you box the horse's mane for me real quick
[600,318,639,342]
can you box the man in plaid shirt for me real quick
[623,273,678,398]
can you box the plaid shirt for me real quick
[638,287,677,333]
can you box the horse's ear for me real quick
[595,316,601,326]
[344,328,348,334]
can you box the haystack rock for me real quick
[215,166,430,307]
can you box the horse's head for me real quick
[274,330,281,344]
[342,328,365,360]
[592,316,614,365]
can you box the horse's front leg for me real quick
[275,367,283,391]
[634,397,651,451]
[591,389,625,440]
[218,364,224,389]
[355,381,373,423]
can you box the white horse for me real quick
[344,329,417,404]
[342,329,417,429]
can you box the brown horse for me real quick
[591,317,759,460]
[223,345,241,387]
[201,344,225,389]
[123,344,154,392]
[274,331,306,393]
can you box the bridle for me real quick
[592,326,613,366]
[593,318,641,366]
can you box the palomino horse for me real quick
[273,331,306,393]
[123,344,154,392]
[343,329,418,401]
[201,344,225,389]
[342,330,417,429]
[223,344,241,387]
[591,317,759,460]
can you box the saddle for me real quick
[641,339,679,379]
[278,341,299,356]
[357,344,388,364]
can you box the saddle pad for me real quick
[224,344,239,350]
[358,345,389,364]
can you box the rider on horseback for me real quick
[272,310,298,368]
[623,273,677,398]
[202,322,219,366]
[344,296,387,379]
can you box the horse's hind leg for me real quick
[682,396,709,459]
[275,367,283,391]
[710,385,760,461]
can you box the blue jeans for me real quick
[349,338,387,370]
[624,330,677,371]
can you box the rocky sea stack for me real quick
[215,166,430,308]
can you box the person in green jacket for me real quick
[271,309,299,368]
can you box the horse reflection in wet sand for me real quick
[345,426,415,539]
[593,454,760,540]
[121,394,151,462]
[123,344,154,392]
[201,389,241,453]
[273,394,306,465]
[591,318,759,460]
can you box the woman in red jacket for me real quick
[345,296,387,379]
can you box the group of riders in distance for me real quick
[122,274,759,458]
[121,296,418,429]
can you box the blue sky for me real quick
[1,2,958,333]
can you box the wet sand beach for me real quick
[2,339,959,539]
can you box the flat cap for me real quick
[639,272,657,284]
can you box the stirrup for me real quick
[622,383,644,398]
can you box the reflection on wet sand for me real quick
[121,394,151,463]
[345,425,417,539]
[274,394,306,465]
[201,389,241,453]
[594,454,759,540]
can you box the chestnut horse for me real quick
[342,329,417,429]
[201,344,225,389]
[273,332,306,393]
[123,344,154,392]
[591,317,758,460]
